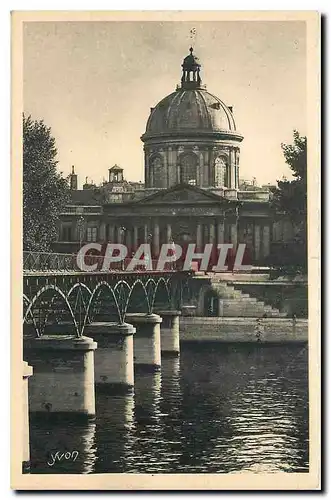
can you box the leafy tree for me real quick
[269,130,307,276]
[23,115,70,251]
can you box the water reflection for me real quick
[94,393,135,473]
[134,357,183,473]
[178,344,308,473]
[125,371,163,473]
[30,344,309,474]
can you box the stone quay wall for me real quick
[180,317,308,343]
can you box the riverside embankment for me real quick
[180,317,308,343]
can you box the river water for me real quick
[29,343,309,474]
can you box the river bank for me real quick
[180,317,308,343]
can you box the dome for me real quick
[141,48,243,191]
[142,89,239,139]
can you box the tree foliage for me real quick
[23,115,70,251]
[270,130,307,276]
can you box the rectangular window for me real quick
[61,225,72,241]
[87,227,98,242]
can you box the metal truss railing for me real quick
[23,251,177,273]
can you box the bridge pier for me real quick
[23,335,97,420]
[126,313,162,372]
[84,322,135,392]
[157,310,181,356]
[22,361,33,473]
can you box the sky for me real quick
[23,20,306,188]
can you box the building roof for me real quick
[70,189,101,205]
[109,164,123,172]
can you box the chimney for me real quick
[70,165,78,190]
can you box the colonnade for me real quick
[99,218,270,261]
[101,219,236,255]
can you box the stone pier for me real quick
[84,322,135,392]
[22,361,33,473]
[157,310,181,356]
[126,313,162,372]
[23,335,97,419]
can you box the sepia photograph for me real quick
[11,10,320,490]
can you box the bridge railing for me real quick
[23,251,177,273]
[23,251,79,272]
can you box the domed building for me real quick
[57,48,287,267]
[141,47,243,192]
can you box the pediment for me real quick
[135,184,225,205]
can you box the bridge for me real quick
[22,252,193,472]
[23,251,192,337]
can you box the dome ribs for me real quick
[208,91,236,132]
[197,90,213,130]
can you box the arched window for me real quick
[150,156,163,188]
[180,154,198,185]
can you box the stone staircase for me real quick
[210,279,287,318]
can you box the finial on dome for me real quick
[189,46,193,54]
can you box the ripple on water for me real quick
[29,344,309,474]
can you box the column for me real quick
[75,219,84,242]
[177,164,181,184]
[167,146,173,187]
[23,335,97,418]
[126,227,132,254]
[133,225,139,250]
[116,226,123,244]
[199,152,204,187]
[153,221,160,257]
[99,222,106,242]
[166,223,172,243]
[144,148,150,187]
[170,147,179,187]
[262,224,271,258]
[157,310,181,356]
[84,322,135,392]
[196,223,203,251]
[144,223,148,243]
[254,224,261,262]
[209,221,217,268]
[209,221,216,243]
[230,222,238,248]
[217,219,225,244]
[231,149,236,189]
[23,361,33,473]
[125,313,162,372]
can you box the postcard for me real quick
[11,10,320,490]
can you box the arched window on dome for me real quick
[214,156,227,188]
[150,156,164,188]
[180,154,198,185]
